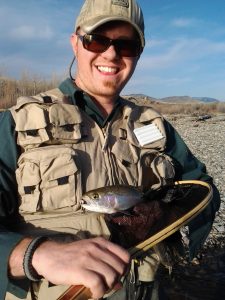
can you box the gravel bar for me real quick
[166,114,225,248]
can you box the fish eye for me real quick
[92,193,99,200]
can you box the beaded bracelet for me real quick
[23,236,48,282]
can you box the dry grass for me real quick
[149,101,225,115]
[0,73,61,109]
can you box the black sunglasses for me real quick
[77,33,142,57]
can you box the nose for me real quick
[101,44,119,60]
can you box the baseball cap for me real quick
[75,0,145,48]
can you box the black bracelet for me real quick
[23,236,48,282]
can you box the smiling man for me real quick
[71,21,140,116]
[74,22,140,90]
[0,0,220,300]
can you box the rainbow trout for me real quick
[81,185,144,214]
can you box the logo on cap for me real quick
[112,0,129,8]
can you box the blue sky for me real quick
[0,0,225,100]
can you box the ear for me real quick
[70,33,78,56]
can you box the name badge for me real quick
[133,123,164,146]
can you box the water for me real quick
[158,247,225,300]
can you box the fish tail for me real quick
[153,242,173,272]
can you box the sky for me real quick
[0,0,225,101]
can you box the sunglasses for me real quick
[77,33,142,57]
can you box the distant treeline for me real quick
[0,74,60,109]
[0,75,225,115]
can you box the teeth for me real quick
[97,66,117,73]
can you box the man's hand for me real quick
[32,237,130,299]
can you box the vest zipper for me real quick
[96,123,117,185]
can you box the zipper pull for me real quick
[102,132,109,151]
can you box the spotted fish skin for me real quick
[81,185,144,214]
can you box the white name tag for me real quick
[133,123,164,146]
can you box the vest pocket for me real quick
[40,149,78,210]
[16,146,81,213]
[16,161,41,212]
[110,139,139,186]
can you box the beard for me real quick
[101,78,125,95]
[103,79,118,89]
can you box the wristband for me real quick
[23,236,48,282]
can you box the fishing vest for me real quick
[10,88,175,221]
[8,89,175,300]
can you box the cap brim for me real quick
[80,16,145,48]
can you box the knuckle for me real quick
[90,277,106,297]
[91,275,104,288]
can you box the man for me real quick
[0,0,220,299]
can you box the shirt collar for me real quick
[58,78,121,127]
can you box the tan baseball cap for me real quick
[75,0,145,48]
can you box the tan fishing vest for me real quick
[8,89,175,299]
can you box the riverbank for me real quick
[160,114,225,299]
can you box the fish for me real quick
[81,185,144,214]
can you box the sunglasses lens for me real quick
[82,34,142,57]
[115,39,141,57]
[83,35,109,53]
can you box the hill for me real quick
[123,94,221,103]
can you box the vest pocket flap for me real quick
[15,104,47,131]
[41,155,78,181]
[49,104,82,126]
[129,106,161,123]
[16,161,41,187]
[53,124,82,141]
[111,139,138,164]
[14,96,43,110]
[17,128,50,147]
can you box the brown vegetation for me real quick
[149,101,225,115]
[126,97,225,116]
[0,73,60,109]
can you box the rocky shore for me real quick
[166,114,225,248]
[159,114,225,299]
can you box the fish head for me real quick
[81,185,143,214]
[82,191,102,202]
[81,188,117,212]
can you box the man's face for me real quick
[71,22,140,101]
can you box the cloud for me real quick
[139,37,225,71]
[10,25,54,40]
[171,18,196,28]
[145,38,167,49]
[128,74,191,88]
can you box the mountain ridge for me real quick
[123,94,221,103]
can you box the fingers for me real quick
[81,272,122,300]
[91,237,130,271]
[79,238,130,293]
[101,237,131,264]
[33,237,130,299]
